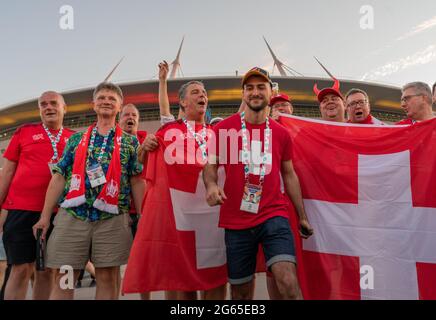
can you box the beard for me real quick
[246,99,268,112]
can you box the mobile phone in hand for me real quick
[36,229,45,271]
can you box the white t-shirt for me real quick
[160,114,175,126]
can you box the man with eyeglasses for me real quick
[396,82,435,125]
[345,89,384,125]
[270,94,293,120]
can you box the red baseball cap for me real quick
[313,78,344,102]
[270,93,291,106]
[316,88,344,102]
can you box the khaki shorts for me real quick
[46,208,132,269]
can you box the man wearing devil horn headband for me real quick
[313,78,346,123]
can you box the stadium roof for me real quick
[0,76,403,133]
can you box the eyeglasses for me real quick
[347,100,367,108]
[272,102,292,108]
[401,94,423,103]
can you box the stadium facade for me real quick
[0,37,409,165]
[0,76,405,134]
[0,76,406,162]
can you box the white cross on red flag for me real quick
[122,135,227,293]
[279,115,436,300]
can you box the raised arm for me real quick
[158,61,171,117]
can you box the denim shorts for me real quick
[225,216,296,285]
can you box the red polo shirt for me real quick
[2,123,74,212]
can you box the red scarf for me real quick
[347,114,385,125]
[61,124,122,214]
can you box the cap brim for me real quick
[242,71,271,87]
[270,97,290,105]
[317,88,344,102]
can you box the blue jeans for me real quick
[225,216,296,285]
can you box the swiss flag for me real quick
[122,137,227,293]
[279,115,436,300]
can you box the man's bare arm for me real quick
[33,173,66,240]
[158,61,172,117]
[203,156,227,206]
[0,159,17,206]
[130,175,146,214]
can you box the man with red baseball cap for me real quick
[204,66,313,300]
[313,78,346,123]
[270,93,293,120]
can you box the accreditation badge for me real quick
[240,183,262,214]
[86,163,107,188]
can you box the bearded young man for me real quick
[203,67,313,300]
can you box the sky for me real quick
[0,0,435,109]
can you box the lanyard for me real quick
[183,118,208,162]
[42,124,64,161]
[240,111,270,187]
[88,126,113,163]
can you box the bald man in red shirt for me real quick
[0,91,74,300]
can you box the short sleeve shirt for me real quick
[212,113,293,230]
[54,128,143,221]
[2,123,74,212]
[160,114,176,126]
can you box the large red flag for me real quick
[122,136,227,293]
[279,115,436,300]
